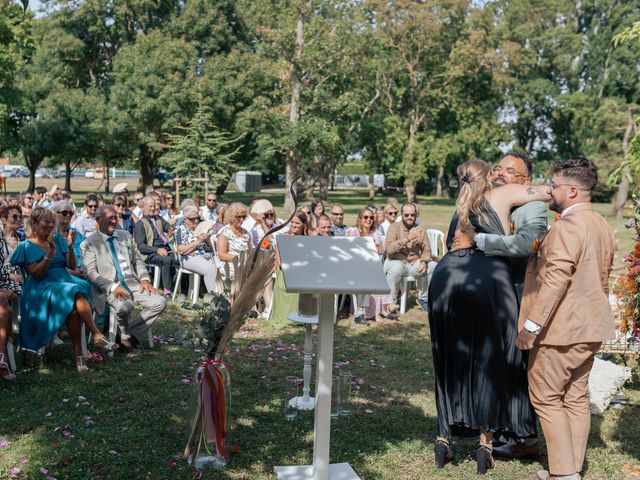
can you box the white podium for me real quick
[274,237,390,480]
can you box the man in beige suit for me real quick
[81,206,167,352]
[516,157,615,480]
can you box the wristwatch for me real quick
[523,319,542,335]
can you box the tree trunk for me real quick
[104,160,110,195]
[64,160,72,192]
[216,179,229,196]
[404,112,418,203]
[27,167,36,193]
[436,165,444,197]
[139,145,155,192]
[284,6,304,214]
[318,174,329,201]
[611,108,636,217]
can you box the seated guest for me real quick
[210,204,227,235]
[216,202,251,280]
[112,194,135,234]
[20,192,33,220]
[317,215,332,236]
[133,195,176,298]
[311,198,325,219]
[131,190,145,221]
[268,211,308,328]
[162,192,179,225]
[329,204,347,236]
[380,203,399,235]
[384,203,435,312]
[0,229,22,381]
[53,200,85,276]
[248,200,280,248]
[72,194,99,237]
[10,207,117,372]
[176,205,218,293]
[346,207,397,324]
[33,186,51,208]
[201,193,218,222]
[300,206,317,236]
[81,206,167,353]
[7,194,20,207]
[1,205,26,264]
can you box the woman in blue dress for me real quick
[10,207,118,373]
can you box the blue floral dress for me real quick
[10,235,92,350]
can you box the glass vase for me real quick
[184,356,232,470]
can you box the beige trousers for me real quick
[527,342,601,476]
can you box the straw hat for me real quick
[194,220,215,236]
[250,199,273,215]
[113,182,128,193]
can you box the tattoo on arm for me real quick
[527,187,536,195]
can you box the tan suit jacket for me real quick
[80,229,151,314]
[518,203,615,346]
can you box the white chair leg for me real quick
[191,274,201,304]
[153,265,161,290]
[172,268,183,300]
[147,328,154,349]
[7,337,15,372]
[108,309,118,358]
[400,278,408,314]
[81,323,89,358]
[351,294,359,314]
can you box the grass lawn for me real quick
[2,188,639,479]
[1,301,639,480]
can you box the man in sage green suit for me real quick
[475,152,548,458]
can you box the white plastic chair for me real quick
[152,265,161,289]
[426,229,446,257]
[82,308,154,357]
[171,264,202,304]
[398,229,445,314]
[6,300,19,373]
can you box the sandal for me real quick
[75,355,89,374]
[434,438,453,468]
[94,336,119,352]
[0,353,16,381]
[476,443,495,475]
[21,348,41,369]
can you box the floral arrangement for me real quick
[183,187,298,469]
[615,190,640,340]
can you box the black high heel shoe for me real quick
[476,443,495,475]
[434,438,453,468]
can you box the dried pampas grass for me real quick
[215,248,275,355]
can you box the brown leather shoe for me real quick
[492,442,540,459]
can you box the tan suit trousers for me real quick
[528,342,601,476]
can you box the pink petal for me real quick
[40,467,49,474]
[20,458,28,464]
[0,439,8,449]
[107,449,118,455]
[9,467,21,474]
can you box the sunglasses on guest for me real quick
[114,202,125,207]
[86,204,97,209]
[187,216,202,223]
[56,210,74,217]
[387,211,398,216]
[403,213,416,218]
[8,214,21,221]
[362,215,374,220]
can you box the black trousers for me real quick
[146,253,178,291]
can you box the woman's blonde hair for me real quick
[356,207,375,236]
[25,207,56,237]
[456,159,491,229]
[223,202,248,224]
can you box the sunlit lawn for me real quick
[1,303,638,480]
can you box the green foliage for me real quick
[161,98,244,196]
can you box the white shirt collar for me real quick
[99,231,116,242]
[560,202,586,218]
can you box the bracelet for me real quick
[43,256,52,261]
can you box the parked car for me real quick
[154,170,174,184]
[85,169,95,178]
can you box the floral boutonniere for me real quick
[531,238,542,256]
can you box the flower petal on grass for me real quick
[107,449,118,455]
[40,467,49,474]
[0,439,8,449]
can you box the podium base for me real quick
[289,395,315,410]
[274,463,360,480]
